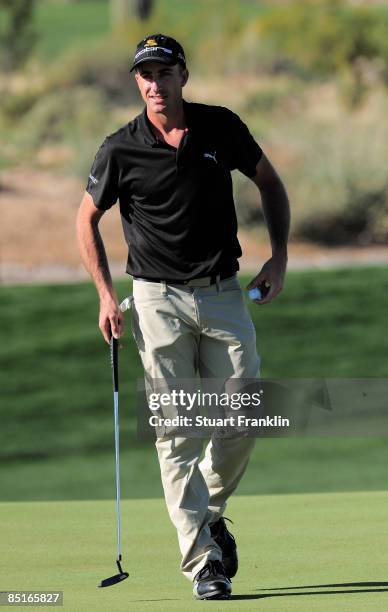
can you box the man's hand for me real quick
[246,252,287,305]
[99,295,125,343]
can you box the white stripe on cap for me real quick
[134,46,173,60]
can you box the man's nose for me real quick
[150,77,163,90]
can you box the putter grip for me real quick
[110,336,119,392]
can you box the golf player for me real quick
[77,34,290,600]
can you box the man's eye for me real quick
[140,71,172,80]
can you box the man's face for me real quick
[134,61,189,113]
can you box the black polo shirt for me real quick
[86,100,262,280]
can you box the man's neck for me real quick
[147,100,186,137]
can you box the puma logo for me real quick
[203,151,217,164]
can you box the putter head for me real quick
[98,559,129,588]
[99,572,129,588]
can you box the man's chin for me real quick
[148,96,167,107]
[149,102,168,113]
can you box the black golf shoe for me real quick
[210,517,238,578]
[193,560,232,600]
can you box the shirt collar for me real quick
[139,106,157,146]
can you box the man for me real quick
[76,33,290,600]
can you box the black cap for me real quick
[130,33,186,72]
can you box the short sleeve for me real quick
[223,109,263,178]
[86,138,119,210]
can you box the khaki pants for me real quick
[131,275,260,581]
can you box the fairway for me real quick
[1,268,388,503]
[1,491,387,611]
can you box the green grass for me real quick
[34,1,110,61]
[1,491,388,610]
[1,268,387,501]
[249,266,388,378]
[31,0,271,62]
[1,438,387,503]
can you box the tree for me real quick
[0,0,36,72]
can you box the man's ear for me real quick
[181,68,189,87]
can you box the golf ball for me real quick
[119,296,133,312]
[248,287,262,301]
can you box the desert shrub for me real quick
[265,94,388,245]
[242,78,302,114]
[226,81,388,244]
[0,37,136,131]
[12,86,110,150]
[253,0,388,107]
[192,8,247,75]
[0,89,41,119]
[258,1,386,75]
[244,88,282,113]
[44,36,138,106]
[297,183,388,245]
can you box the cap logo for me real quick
[134,46,173,60]
[145,38,157,46]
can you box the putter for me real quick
[98,333,129,588]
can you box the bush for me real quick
[0,88,40,119]
[297,184,388,245]
[259,1,385,74]
[44,36,139,106]
[12,86,110,150]
[256,0,388,106]
[266,91,388,245]
[192,8,246,75]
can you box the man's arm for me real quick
[76,191,124,343]
[247,153,290,305]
